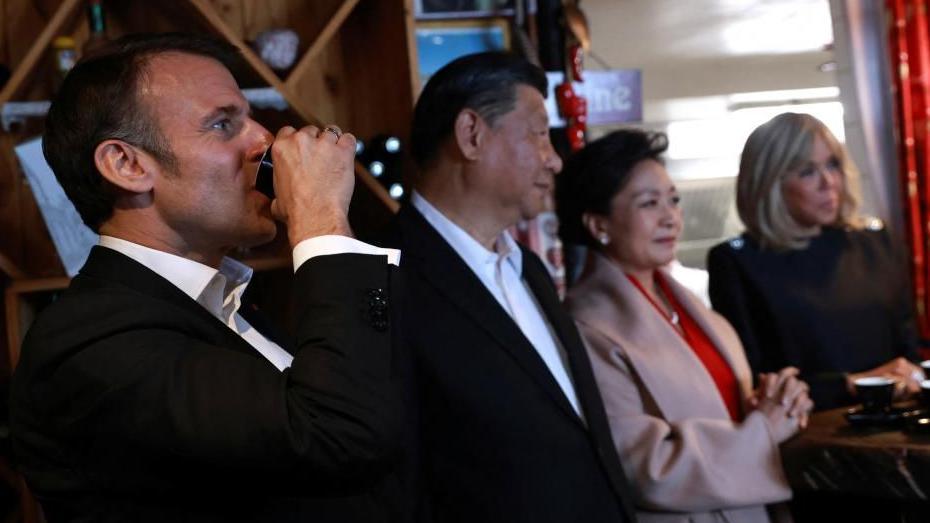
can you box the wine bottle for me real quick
[52,36,78,91]
[83,0,108,56]
[54,37,77,69]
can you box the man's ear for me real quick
[94,139,156,194]
[452,108,487,161]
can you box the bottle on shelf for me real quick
[83,0,108,56]
[52,36,77,89]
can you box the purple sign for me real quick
[545,69,642,127]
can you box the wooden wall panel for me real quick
[0,0,6,64]
[290,33,352,130]
[341,0,416,143]
[107,0,228,37]
[0,131,65,278]
[3,0,54,67]
[285,0,417,146]
[0,133,25,273]
[208,0,243,36]
[234,0,344,44]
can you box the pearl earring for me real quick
[598,233,609,246]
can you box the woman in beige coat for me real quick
[556,129,813,523]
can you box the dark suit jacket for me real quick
[384,205,637,523]
[707,226,919,410]
[10,246,401,522]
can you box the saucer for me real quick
[844,405,924,428]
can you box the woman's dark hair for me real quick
[43,33,242,232]
[556,128,669,248]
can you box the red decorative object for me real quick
[566,121,586,151]
[887,0,930,345]
[556,82,586,118]
[569,44,584,82]
[557,82,587,152]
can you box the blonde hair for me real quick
[736,112,862,250]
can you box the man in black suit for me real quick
[384,52,637,522]
[11,33,401,522]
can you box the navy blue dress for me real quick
[707,225,918,410]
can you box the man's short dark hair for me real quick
[43,32,242,232]
[411,52,548,168]
[556,129,669,248]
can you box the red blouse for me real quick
[627,272,743,421]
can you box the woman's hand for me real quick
[845,357,922,399]
[749,367,814,441]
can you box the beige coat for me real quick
[565,252,791,523]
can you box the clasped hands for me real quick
[747,367,813,443]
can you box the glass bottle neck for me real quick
[88,3,105,34]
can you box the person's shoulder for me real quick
[843,217,890,245]
[374,203,414,249]
[836,218,902,265]
[708,233,757,263]
[856,217,887,237]
[380,203,447,258]
[862,216,885,232]
[840,216,884,235]
[17,281,151,372]
[29,278,165,334]
[713,233,756,252]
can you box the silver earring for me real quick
[598,233,609,245]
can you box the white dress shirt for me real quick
[99,235,399,371]
[411,192,583,417]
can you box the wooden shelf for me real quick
[285,0,361,90]
[0,251,25,280]
[6,276,69,295]
[0,0,84,106]
[0,0,402,212]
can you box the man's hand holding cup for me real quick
[267,124,357,244]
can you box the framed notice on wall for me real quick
[415,19,510,91]
[14,137,97,277]
[415,0,516,19]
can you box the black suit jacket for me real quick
[11,246,401,522]
[384,205,636,523]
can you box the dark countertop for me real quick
[781,403,930,501]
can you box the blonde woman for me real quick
[558,129,811,523]
[708,112,920,411]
